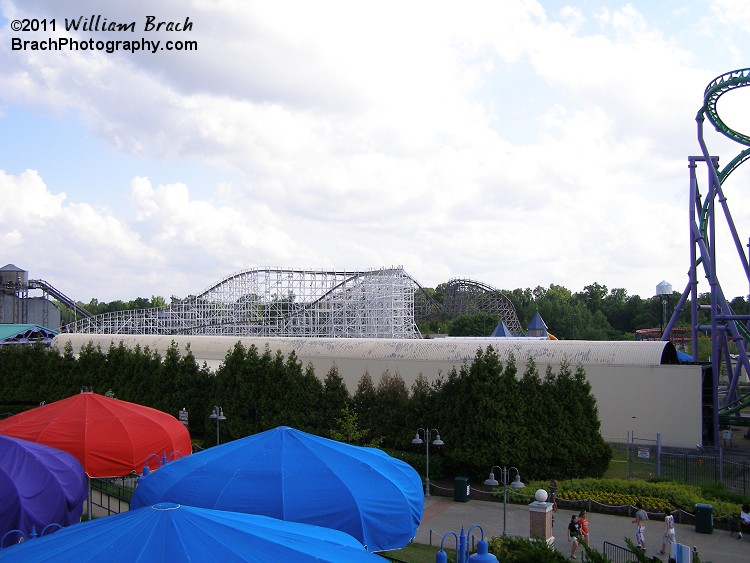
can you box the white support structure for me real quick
[64,267,422,339]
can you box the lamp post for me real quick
[627,416,637,479]
[484,466,524,536]
[411,428,444,497]
[209,406,226,445]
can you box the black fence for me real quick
[625,437,750,496]
[88,476,136,517]
[602,541,637,563]
[660,451,749,495]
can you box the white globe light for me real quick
[535,489,548,503]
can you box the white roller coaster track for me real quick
[64,267,423,339]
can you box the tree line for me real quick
[419,281,748,346]
[0,341,610,483]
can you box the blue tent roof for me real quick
[0,503,383,562]
[490,321,512,337]
[131,426,423,552]
[526,312,548,337]
[0,325,58,347]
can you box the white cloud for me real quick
[0,169,65,222]
[0,169,163,299]
[127,176,300,269]
[1,0,750,305]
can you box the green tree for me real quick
[322,364,350,410]
[535,284,613,340]
[449,313,499,336]
[213,341,252,442]
[353,372,378,444]
[431,347,516,478]
[513,358,549,468]
[544,361,611,477]
[290,360,326,433]
[75,341,107,391]
[504,287,535,327]
[575,282,608,313]
[371,371,409,449]
[407,373,436,432]
[329,405,381,447]
[169,343,213,436]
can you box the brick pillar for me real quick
[529,489,554,545]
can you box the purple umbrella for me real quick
[0,435,86,544]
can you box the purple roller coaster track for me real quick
[665,68,750,443]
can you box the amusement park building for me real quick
[52,333,705,450]
[3,262,708,449]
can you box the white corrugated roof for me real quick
[52,335,677,367]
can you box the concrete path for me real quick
[415,493,748,562]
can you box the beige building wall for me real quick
[52,334,705,449]
[582,364,702,447]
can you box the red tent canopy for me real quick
[0,393,191,477]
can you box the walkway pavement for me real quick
[415,492,748,562]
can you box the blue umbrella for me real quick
[0,503,383,562]
[0,435,86,543]
[131,426,423,551]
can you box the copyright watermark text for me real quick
[9,15,198,54]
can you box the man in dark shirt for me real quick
[568,514,581,559]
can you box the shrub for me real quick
[487,535,568,563]
[518,477,744,519]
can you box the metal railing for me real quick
[602,541,637,563]
[89,476,136,517]
[625,438,750,496]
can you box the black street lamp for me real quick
[412,428,444,497]
[209,406,226,445]
[484,465,524,535]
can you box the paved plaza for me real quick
[415,492,748,562]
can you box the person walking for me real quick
[568,514,582,559]
[549,480,559,513]
[578,510,590,545]
[657,508,675,555]
[738,503,750,539]
[632,502,648,551]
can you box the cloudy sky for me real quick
[2,0,750,304]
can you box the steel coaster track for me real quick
[703,68,750,147]
[683,68,750,433]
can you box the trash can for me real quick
[695,503,713,534]
[454,476,470,502]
